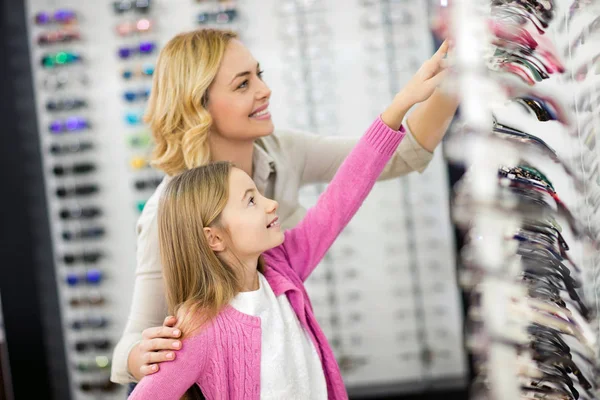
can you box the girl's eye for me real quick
[249,196,255,206]
[257,70,264,79]
[237,80,249,90]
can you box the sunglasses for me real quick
[37,28,80,46]
[35,9,77,25]
[134,177,162,191]
[66,269,103,286]
[123,88,151,102]
[113,0,151,14]
[55,184,99,198]
[41,51,82,68]
[128,131,152,148]
[122,63,154,79]
[118,41,156,59]
[52,162,95,176]
[115,18,153,36]
[62,250,103,265]
[69,295,105,307]
[59,206,102,221]
[71,317,109,330]
[62,226,105,241]
[197,8,238,25]
[50,141,93,156]
[49,117,90,133]
[136,200,147,212]
[43,71,88,91]
[46,98,87,112]
[125,110,145,125]
[74,356,111,372]
[79,380,118,393]
[74,339,111,352]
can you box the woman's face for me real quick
[206,39,274,142]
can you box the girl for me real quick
[111,28,456,385]
[127,47,448,399]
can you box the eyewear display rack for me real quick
[11,0,467,398]
[447,0,600,399]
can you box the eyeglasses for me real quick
[117,41,156,59]
[115,18,153,36]
[35,9,77,25]
[37,28,80,46]
[112,0,151,14]
[66,269,103,286]
[41,51,82,68]
[122,63,154,79]
[46,98,87,112]
[123,88,151,102]
[49,117,90,133]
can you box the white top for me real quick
[230,272,328,400]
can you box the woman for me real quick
[110,28,457,386]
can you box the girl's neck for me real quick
[209,133,255,177]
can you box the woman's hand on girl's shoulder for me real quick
[135,316,182,377]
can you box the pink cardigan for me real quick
[129,117,406,400]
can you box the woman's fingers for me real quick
[142,325,181,340]
[163,315,178,327]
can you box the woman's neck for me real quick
[208,133,255,177]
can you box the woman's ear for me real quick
[203,227,226,252]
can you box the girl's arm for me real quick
[281,115,407,281]
[128,333,209,399]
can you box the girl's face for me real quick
[206,39,274,142]
[219,168,284,258]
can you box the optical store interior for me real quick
[1,0,600,399]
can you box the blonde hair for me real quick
[145,29,238,176]
[158,162,265,336]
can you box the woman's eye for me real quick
[237,80,249,90]
[249,196,255,206]
[257,70,264,79]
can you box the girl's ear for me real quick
[203,227,226,252]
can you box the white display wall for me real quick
[23,0,467,398]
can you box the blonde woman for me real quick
[128,49,447,398]
[111,28,456,388]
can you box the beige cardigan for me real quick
[111,125,433,384]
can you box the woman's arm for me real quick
[111,188,181,384]
[279,123,433,186]
[406,87,459,152]
[284,44,455,186]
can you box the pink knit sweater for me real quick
[128,117,406,400]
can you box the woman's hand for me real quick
[128,316,182,380]
[381,40,450,130]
